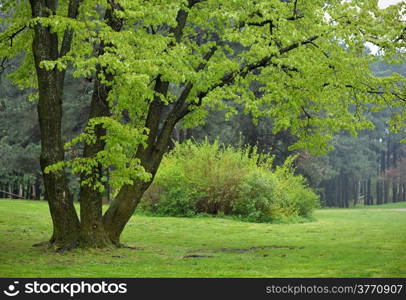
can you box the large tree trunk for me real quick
[102,140,169,244]
[77,7,123,248]
[30,0,80,249]
[81,1,203,247]
[29,0,208,249]
[78,74,112,248]
[102,3,206,244]
[103,78,172,244]
[103,181,151,245]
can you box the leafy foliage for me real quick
[2,0,406,193]
[139,140,319,221]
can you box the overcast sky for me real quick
[379,0,405,8]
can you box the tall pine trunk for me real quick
[367,177,372,205]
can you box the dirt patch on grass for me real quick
[218,245,301,253]
[182,254,214,259]
[191,245,303,254]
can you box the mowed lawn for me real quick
[0,199,405,277]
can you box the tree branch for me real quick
[0,57,8,74]
[59,0,82,58]
[143,77,169,148]
[153,46,217,151]
[136,0,204,156]
[0,26,27,47]
[308,41,330,58]
[191,35,319,107]
[324,83,406,102]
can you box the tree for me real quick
[1,0,405,249]
[385,146,406,202]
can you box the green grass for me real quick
[352,202,406,209]
[0,199,405,277]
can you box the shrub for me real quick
[140,157,196,216]
[138,139,319,222]
[273,156,320,218]
[231,171,277,222]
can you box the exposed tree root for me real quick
[32,241,51,247]
[116,244,143,250]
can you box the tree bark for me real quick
[335,175,340,207]
[18,184,23,199]
[383,180,389,203]
[30,0,80,249]
[103,78,172,245]
[31,184,36,200]
[77,5,123,248]
[367,177,372,205]
[82,1,212,246]
[403,183,406,202]
[103,181,151,245]
[344,175,349,208]
[101,4,199,241]
[354,180,360,206]
[78,74,112,248]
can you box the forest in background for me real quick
[1,56,405,208]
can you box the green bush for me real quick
[138,139,319,222]
[231,171,277,222]
[271,157,320,219]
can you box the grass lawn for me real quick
[0,199,405,278]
